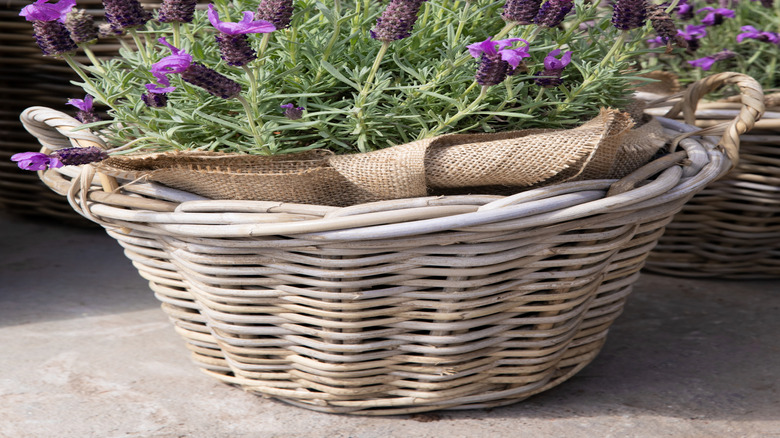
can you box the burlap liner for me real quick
[98,108,668,206]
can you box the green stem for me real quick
[237,96,267,153]
[453,1,471,43]
[315,0,343,82]
[128,29,150,64]
[81,46,105,74]
[358,42,390,102]
[62,54,113,108]
[259,33,271,59]
[172,22,181,48]
[429,84,487,136]
[242,65,258,107]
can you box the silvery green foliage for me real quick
[70,0,662,155]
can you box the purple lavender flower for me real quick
[157,0,198,23]
[534,0,574,28]
[11,152,62,171]
[687,49,737,70]
[677,2,695,20]
[370,0,427,43]
[468,38,531,86]
[502,0,542,25]
[679,24,708,52]
[19,0,75,22]
[736,25,780,44]
[256,0,294,29]
[150,38,242,99]
[142,84,169,108]
[65,9,98,44]
[533,48,573,88]
[66,95,100,123]
[20,0,78,56]
[611,0,647,30]
[759,0,774,8]
[280,104,304,120]
[102,0,151,30]
[697,7,735,26]
[207,4,275,66]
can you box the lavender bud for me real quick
[65,9,98,44]
[215,33,257,67]
[611,0,648,31]
[50,146,109,166]
[75,110,101,124]
[760,0,773,7]
[181,63,242,99]
[280,104,304,120]
[256,0,294,29]
[102,0,151,30]
[475,52,510,86]
[98,21,125,38]
[647,3,686,49]
[534,0,574,28]
[502,0,542,25]
[142,92,168,108]
[32,21,78,56]
[157,0,198,23]
[370,0,426,43]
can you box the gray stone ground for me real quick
[1,211,778,438]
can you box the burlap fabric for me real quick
[98,108,667,206]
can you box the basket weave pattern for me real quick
[645,99,780,278]
[21,73,763,414]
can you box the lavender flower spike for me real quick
[281,104,304,120]
[208,4,275,66]
[20,0,78,56]
[256,0,295,29]
[468,38,531,86]
[102,0,151,30]
[502,0,542,25]
[158,0,198,23]
[534,48,573,88]
[736,25,780,44]
[611,0,647,30]
[534,0,574,28]
[11,147,108,170]
[65,9,98,44]
[142,84,169,108]
[371,0,427,43]
[150,38,242,99]
[66,94,101,123]
[687,49,736,70]
[20,0,75,22]
[696,7,735,26]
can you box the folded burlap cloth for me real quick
[97,108,667,206]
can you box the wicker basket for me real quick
[643,96,780,278]
[19,73,763,415]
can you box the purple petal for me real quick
[208,4,275,35]
[19,0,75,23]
[66,94,94,112]
[10,152,51,170]
[145,83,175,94]
[467,38,499,58]
[688,56,716,71]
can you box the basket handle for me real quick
[660,72,764,167]
[20,106,120,193]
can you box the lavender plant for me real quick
[645,0,780,90]
[17,0,675,160]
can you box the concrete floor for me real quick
[0,211,778,438]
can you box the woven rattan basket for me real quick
[643,96,780,278]
[19,73,763,414]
